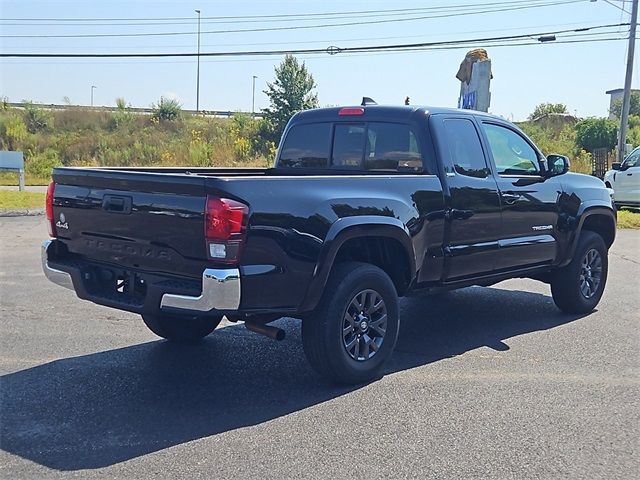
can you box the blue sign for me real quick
[460,91,477,110]
[0,151,24,170]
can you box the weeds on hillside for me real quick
[0,102,273,183]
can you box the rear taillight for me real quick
[46,181,56,237]
[205,196,249,264]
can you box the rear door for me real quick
[478,121,560,270]
[432,115,502,279]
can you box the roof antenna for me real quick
[361,97,377,106]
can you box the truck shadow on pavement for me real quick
[1,285,588,471]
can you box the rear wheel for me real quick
[142,313,223,342]
[302,262,400,384]
[551,230,608,314]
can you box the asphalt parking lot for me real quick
[1,215,638,479]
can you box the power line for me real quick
[1,37,627,67]
[0,1,576,27]
[0,23,627,58]
[3,20,613,51]
[0,0,584,23]
[0,0,586,38]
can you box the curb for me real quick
[0,208,45,217]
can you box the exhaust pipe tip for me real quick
[245,322,286,341]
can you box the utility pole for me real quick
[195,9,201,112]
[617,0,639,162]
[252,75,257,118]
[91,85,97,107]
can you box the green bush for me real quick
[152,97,182,122]
[23,101,53,133]
[0,114,28,150]
[26,148,63,178]
[520,122,576,158]
[110,97,134,129]
[575,118,617,152]
[189,140,215,166]
[571,149,593,175]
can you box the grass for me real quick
[0,173,51,186]
[0,190,45,210]
[617,208,640,229]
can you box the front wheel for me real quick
[142,313,223,342]
[551,231,608,314]
[302,262,400,384]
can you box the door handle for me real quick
[500,192,521,205]
[627,173,633,176]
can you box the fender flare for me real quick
[298,216,416,312]
[561,205,616,267]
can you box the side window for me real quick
[442,118,489,178]
[623,149,640,168]
[332,124,366,168]
[365,123,422,171]
[278,123,331,168]
[482,123,540,175]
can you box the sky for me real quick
[0,0,637,121]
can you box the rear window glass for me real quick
[278,123,331,168]
[365,123,422,171]
[332,124,366,168]
[278,121,423,172]
[331,122,422,171]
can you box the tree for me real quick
[528,102,569,120]
[609,91,640,118]
[262,55,318,142]
[574,118,617,152]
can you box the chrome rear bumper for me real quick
[41,239,241,313]
[160,268,241,312]
[41,240,74,290]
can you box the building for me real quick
[606,88,640,119]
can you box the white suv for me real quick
[604,147,640,207]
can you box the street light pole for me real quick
[91,85,97,107]
[195,9,201,112]
[252,75,257,118]
[617,0,639,162]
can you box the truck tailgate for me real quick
[52,168,208,278]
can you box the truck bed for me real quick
[50,165,445,312]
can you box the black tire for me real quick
[302,262,400,384]
[142,313,223,342]
[551,230,608,314]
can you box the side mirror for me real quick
[611,162,621,171]
[546,154,570,177]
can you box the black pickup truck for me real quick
[42,105,616,384]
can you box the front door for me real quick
[479,121,560,271]
[616,151,640,203]
[433,116,502,280]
